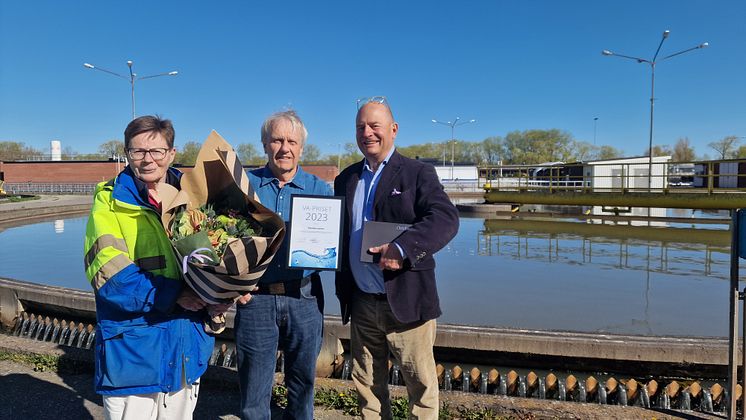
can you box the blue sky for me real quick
[1,1,744,158]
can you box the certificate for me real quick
[287,195,345,271]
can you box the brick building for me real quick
[0,160,338,185]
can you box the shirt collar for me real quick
[257,164,307,190]
[363,147,396,173]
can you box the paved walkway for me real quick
[0,194,91,211]
[0,194,92,225]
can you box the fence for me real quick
[441,180,482,192]
[4,183,97,195]
[479,160,746,194]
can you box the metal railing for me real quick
[479,160,746,194]
[4,183,97,195]
[441,180,482,192]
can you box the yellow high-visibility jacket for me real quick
[84,166,213,396]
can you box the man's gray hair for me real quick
[260,110,308,146]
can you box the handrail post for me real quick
[728,209,741,419]
[742,281,746,418]
[709,162,715,193]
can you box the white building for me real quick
[433,165,479,191]
[584,155,671,191]
[584,155,671,223]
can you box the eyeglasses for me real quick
[356,96,389,110]
[127,148,170,161]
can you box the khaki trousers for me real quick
[350,291,439,420]
[102,380,200,420]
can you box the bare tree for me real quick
[672,137,695,162]
[708,135,740,159]
[98,140,125,158]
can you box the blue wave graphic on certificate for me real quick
[290,247,337,269]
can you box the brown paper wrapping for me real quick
[158,130,285,304]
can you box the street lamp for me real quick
[593,117,599,145]
[432,117,476,181]
[602,30,708,189]
[83,60,179,120]
[327,142,342,172]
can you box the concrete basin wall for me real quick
[0,277,733,378]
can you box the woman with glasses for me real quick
[84,115,218,419]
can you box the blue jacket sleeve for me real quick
[96,264,183,315]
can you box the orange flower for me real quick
[189,209,207,230]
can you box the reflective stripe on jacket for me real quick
[84,167,214,396]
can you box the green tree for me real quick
[736,146,746,158]
[98,140,125,158]
[672,137,695,162]
[0,141,44,161]
[175,141,200,165]
[461,142,482,165]
[708,135,740,160]
[398,142,443,161]
[481,136,503,165]
[503,129,574,164]
[339,142,363,170]
[236,143,262,165]
[301,144,322,164]
[597,145,624,160]
[571,141,596,162]
[646,145,672,157]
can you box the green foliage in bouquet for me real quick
[170,204,263,260]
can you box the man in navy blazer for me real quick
[334,97,459,419]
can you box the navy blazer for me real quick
[334,151,459,324]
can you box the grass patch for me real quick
[441,402,507,420]
[0,351,59,372]
[314,387,361,416]
[273,385,509,419]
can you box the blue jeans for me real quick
[234,277,323,420]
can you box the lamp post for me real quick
[432,117,476,181]
[593,117,599,145]
[83,60,179,120]
[327,143,342,172]
[602,30,707,190]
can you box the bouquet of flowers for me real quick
[158,131,285,332]
[170,204,263,267]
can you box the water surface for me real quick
[0,213,739,337]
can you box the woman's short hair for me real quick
[124,115,175,149]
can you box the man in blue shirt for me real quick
[234,110,332,420]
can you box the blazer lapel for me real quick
[373,151,403,218]
[345,160,364,222]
